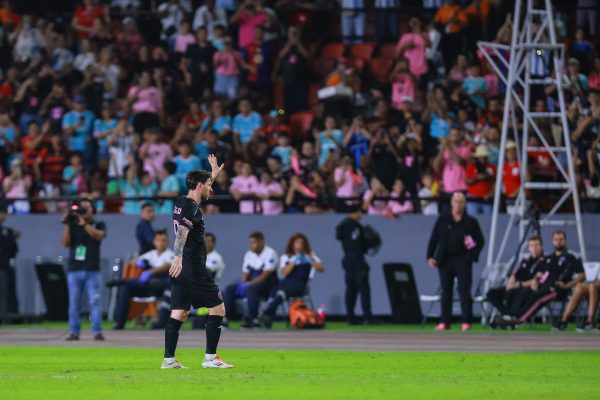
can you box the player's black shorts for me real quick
[170,279,223,310]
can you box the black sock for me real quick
[205,315,223,355]
[164,318,183,358]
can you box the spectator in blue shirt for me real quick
[173,140,201,188]
[200,99,232,138]
[270,133,293,167]
[317,116,344,167]
[233,98,262,145]
[462,64,488,109]
[93,103,118,160]
[62,95,95,163]
[157,161,181,214]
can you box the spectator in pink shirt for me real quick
[127,70,164,133]
[139,127,173,181]
[334,155,363,212]
[256,171,284,215]
[173,21,195,54]
[229,162,260,214]
[386,179,414,217]
[230,0,270,48]
[396,17,430,78]
[362,177,389,216]
[213,36,254,100]
[434,127,472,195]
[390,59,417,111]
[2,159,32,214]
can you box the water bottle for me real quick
[317,304,326,321]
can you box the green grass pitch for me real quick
[0,346,598,400]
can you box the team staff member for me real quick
[261,233,325,329]
[336,206,376,325]
[162,155,234,369]
[223,231,278,328]
[113,230,173,330]
[486,235,546,326]
[61,198,107,341]
[205,233,225,281]
[0,203,20,314]
[136,203,156,254]
[427,192,484,331]
[516,231,584,325]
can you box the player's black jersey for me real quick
[540,250,584,286]
[173,196,208,282]
[511,255,545,282]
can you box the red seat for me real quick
[320,43,345,60]
[289,111,314,142]
[308,83,320,106]
[350,42,375,61]
[312,58,337,79]
[369,57,394,83]
[350,57,366,72]
[379,43,398,60]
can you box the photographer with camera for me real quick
[61,198,106,341]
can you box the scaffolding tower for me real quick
[477,0,587,289]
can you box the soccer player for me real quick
[161,154,234,369]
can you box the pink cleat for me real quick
[461,323,471,332]
[435,323,450,331]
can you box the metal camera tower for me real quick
[477,0,586,285]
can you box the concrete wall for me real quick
[6,213,600,318]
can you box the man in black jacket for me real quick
[427,192,484,331]
[336,207,376,325]
[0,204,20,314]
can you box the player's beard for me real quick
[201,193,209,203]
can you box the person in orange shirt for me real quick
[465,144,496,214]
[434,0,468,71]
[0,0,21,30]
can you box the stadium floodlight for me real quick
[477,0,586,297]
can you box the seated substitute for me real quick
[514,231,585,325]
[553,270,600,332]
[260,233,325,329]
[113,230,174,330]
[486,235,546,327]
[223,231,278,328]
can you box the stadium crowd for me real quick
[0,0,598,216]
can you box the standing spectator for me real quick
[366,130,397,190]
[230,0,270,48]
[390,60,417,112]
[233,98,263,147]
[121,164,143,215]
[135,202,155,255]
[107,116,134,180]
[256,171,284,215]
[339,0,365,45]
[316,116,344,167]
[434,127,472,201]
[193,0,228,40]
[213,36,252,100]
[93,102,118,162]
[502,140,521,200]
[334,155,363,212]
[41,135,67,198]
[72,0,109,41]
[396,17,430,79]
[589,56,600,91]
[174,21,196,54]
[14,77,43,133]
[62,153,88,196]
[2,159,31,214]
[427,192,484,331]
[229,162,260,214]
[571,27,593,74]
[270,133,293,167]
[577,0,598,37]
[40,82,70,134]
[96,47,121,102]
[127,71,164,133]
[564,58,590,99]
[397,131,422,197]
[434,0,468,70]
[21,121,48,180]
[344,116,371,169]
[62,95,95,164]
[0,111,19,156]
[465,145,496,215]
[157,161,181,215]
[139,128,173,181]
[462,64,489,110]
[185,27,217,97]
[273,26,310,114]
[200,130,229,171]
[61,198,106,341]
[375,0,399,42]
[242,25,273,97]
[157,0,189,43]
[173,140,201,189]
[12,16,45,65]
[115,17,143,67]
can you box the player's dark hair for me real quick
[163,160,177,175]
[154,229,168,237]
[141,202,154,210]
[528,234,542,244]
[205,232,216,242]
[552,230,567,239]
[186,169,211,191]
[284,232,311,256]
[77,197,96,214]
[249,231,264,242]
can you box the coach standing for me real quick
[427,192,484,331]
[62,198,107,341]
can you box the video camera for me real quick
[63,202,89,225]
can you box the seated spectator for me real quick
[127,70,164,133]
[362,177,389,216]
[121,163,143,215]
[315,116,343,167]
[2,159,31,214]
[571,27,593,74]
[334,155,364,212]
[139,127,173,181]
[211,24,226,50]
[418,172,439,215]
[135,202,155,255]
[589,56,600,90]
[270,132,293,167]
[564,58,589,99]
[482,125,500,166]
[174,140,201,189]
[233,98,263,147]
[344,116,371,169]
[462,64,489,110]
[223,231,278,328]
[112,229,173,330]
[229,162,260,214]
[200,99,232,141]
[465,145,496,215]
[446,53,468,86]
[0,111,18,155]
[256,171,284,215]
[486,235,546,327]
[62,153,88,196]
[173,20,195,54]
[386,178,414,216]
[138,171,158,208]
[260,232,324,328]
[157,161,181,215]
